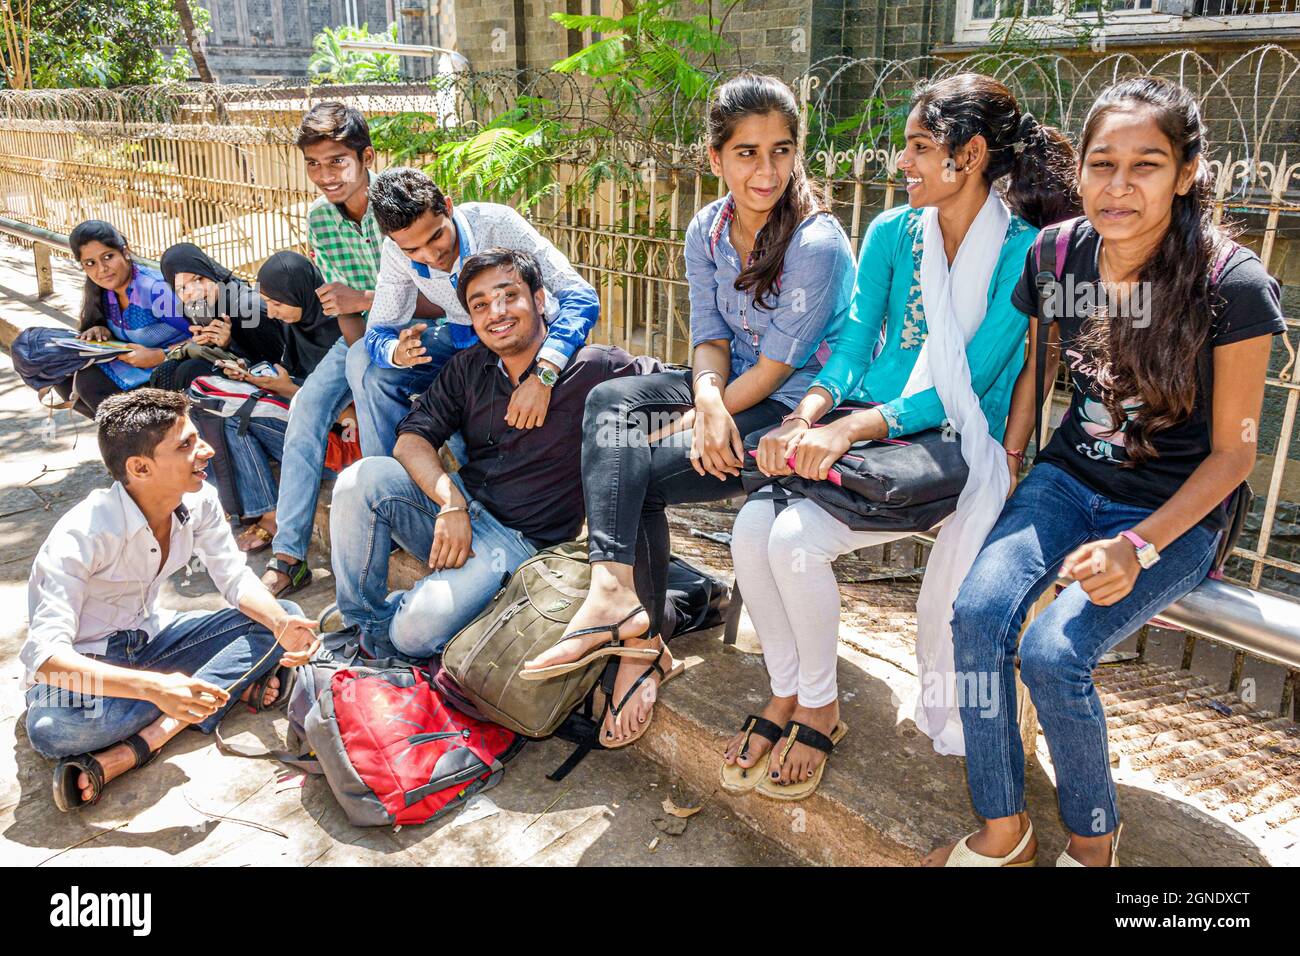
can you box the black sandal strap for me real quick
[122,733,156,770]
[562,604,648,648]
[267,557,308,581]
[777,721,838,762]
[739,715,784,756]
[242,665,288,713]
[609,647,668,718]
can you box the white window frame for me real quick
[955,0,1300,45]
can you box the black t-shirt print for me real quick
[1011,219,1285,527]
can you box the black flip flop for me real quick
[719,714,785,792]
[241,664,291,713]
[52,732,157,812]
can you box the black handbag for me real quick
[741,409,968,532]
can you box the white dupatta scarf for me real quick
[903,190,1011,756]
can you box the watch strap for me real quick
[1118,530,1149,552]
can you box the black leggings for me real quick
[581,368,787,636]
[51,364,123,419]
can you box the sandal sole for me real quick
[518,644,661,681]
[597,659,686,749]
[756,721,849,801]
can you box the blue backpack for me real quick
[10,327,106,393]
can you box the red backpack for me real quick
[304,666,521,827]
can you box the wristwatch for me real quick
[1119,530,1161,570]
[534,365,559,388]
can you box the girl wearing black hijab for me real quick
[159,243,287,379]
[219,252,346,556]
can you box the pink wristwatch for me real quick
[1119,530,1160,570]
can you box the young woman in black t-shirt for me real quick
[924,77,1285,867]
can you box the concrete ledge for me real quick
[312,492,1281,866]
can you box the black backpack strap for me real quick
[234,393,261,438]
[1199,240,1251,573]
[546,682,603,782]
[1031,228,1061,460]
[1029,216,1084,459]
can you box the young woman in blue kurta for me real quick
[723,75,1080,798]
[51,221,189,418]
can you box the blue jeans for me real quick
[951,462,1217,837]
[345,322,462,458]
[271,338,353,560]
[224,416,289,519]
[24,601,300,759]
[329,456,537,658]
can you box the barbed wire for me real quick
[0,45,1297,178]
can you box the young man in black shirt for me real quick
[329,248,659,658]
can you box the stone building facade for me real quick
[190,0,452,82]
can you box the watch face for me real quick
[537,367,558,386]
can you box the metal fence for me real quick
[0,47,1298,597]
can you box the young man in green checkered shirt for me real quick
[257,103,388,597]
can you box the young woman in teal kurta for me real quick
[722,74,1080,799]
[810,201,1035,442]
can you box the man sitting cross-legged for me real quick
[22,389,321,811]
[330,248,659,659]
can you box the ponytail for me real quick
[910,74,1080,229]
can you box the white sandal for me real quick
[944,821,1036,867]
[1056,822,1122,867]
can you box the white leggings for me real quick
[731,497,910,707]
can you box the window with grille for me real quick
[969,0,1153,19]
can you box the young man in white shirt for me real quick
[22,389,321,811]
[344,166,601,457]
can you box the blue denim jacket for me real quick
[686,195,854,408]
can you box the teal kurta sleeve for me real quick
[874,225,1036,438]
[809,207,906,407]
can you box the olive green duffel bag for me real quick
[438,540,605,738]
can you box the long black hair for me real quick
[909,73,1079,229]
[708,72,829,310]
[69,219,132,332]
[1074,76,1229,465]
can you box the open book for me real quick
[51,337,132,358]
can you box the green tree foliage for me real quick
[308,23,402,85]
[370,0,729,211]
[2,0,202,89]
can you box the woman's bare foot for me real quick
[1061,830,1117,866]
[768,700,840,786]
[524,571,650,672]
[602,634,673,742]
[920,812,1037,866]
[723,694,797,769]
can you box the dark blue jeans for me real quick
[951,462,1217,837]
[25,602,299,759]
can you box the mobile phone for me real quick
[184,299,217,326]
[247,362,277,377]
